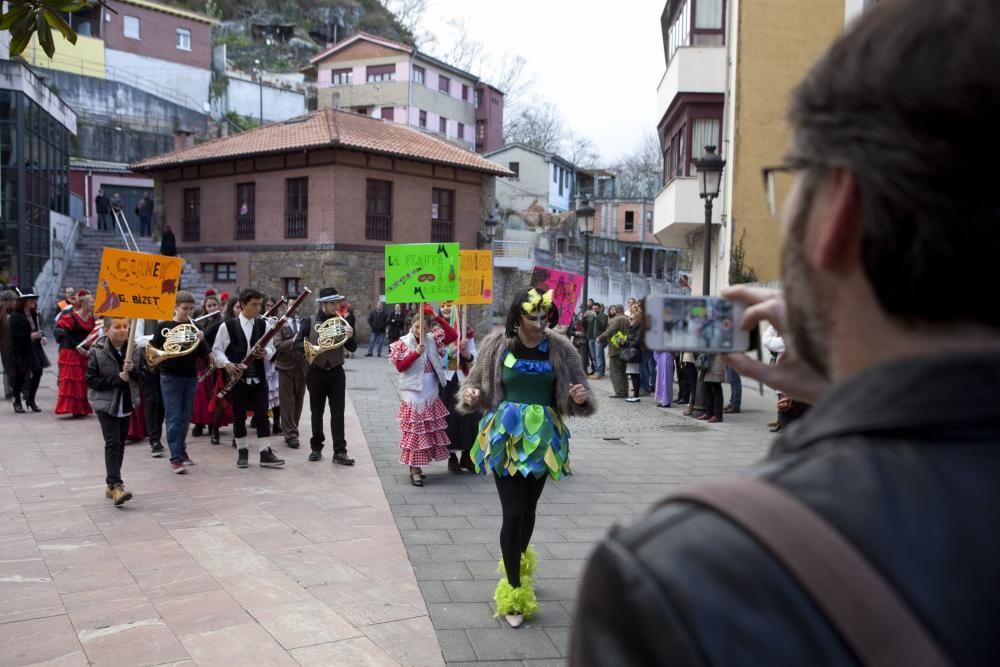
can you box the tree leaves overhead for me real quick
[3,0,107,58]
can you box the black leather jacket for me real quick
[571,352,1000,666]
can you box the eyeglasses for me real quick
[761,164,799,220]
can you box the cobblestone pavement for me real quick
[347,354,778,666]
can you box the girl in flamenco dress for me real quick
[54,293,96,417]
[457,288,594,628]
[389,304,457,487]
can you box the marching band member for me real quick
[273,300,307,449]
[191,291,221,438]
[296,287,357,464]
[212,288,284,470]
[389,304,456,486]
[153,291,210,474]
[437,301,477,473]
[54,294,96,417]
[9,286,48,414]
[86,316,140,505]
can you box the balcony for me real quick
[366,213,392,241]
[653,176,721,248]
[235,214,255,240]
[284,211,308,239]
[657,46,727,118]
[491,240,534,271]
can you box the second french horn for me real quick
[304,314,351,364]
[145,322,200,369]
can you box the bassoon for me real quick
[197,297,287,384]
[216,289,311,399]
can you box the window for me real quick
[381,106,394,122]
[553,165,557,183]
[202,262,237,282]
[365,179,392,240]
[457,122,464,139]
[235,183,255,240]
[431,188,454,242]
[508,162,519,179]
[412,66,425,84]
[419,110,427,128]
[123,15,140,39]
[283,277,301,296]
[438,75,450,94]
[462,84,469,101]
[176,27,191,50]
[439,117,447,135]
[691,118,722,170]
[330,68,352,86]
[182,187,200,241]
[695,0,724,29]
[285,178,308,238]
[475,88,484,108]
[366,64,395,82]
[557,238,567,254]
[625,210,635,231]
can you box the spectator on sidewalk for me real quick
[0,289,16,400]
[136,192,154,237]
[159,225,177,257]
[654,350,673,408]
[597,305,629,398]
[587,303,608,379]
[572,2,1000,663]
[386,303,406,345]
[95,190,110,231]
[624,307,645,403]
[698,353,725,423]
[724,366,742,414]
[366,301,388,357]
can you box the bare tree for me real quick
[440,17,484,71]
[566,132,600,169]
[610,131,663,198]
[504,105,565,153]
[380,0,433,46]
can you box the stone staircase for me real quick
[64,226,212,299]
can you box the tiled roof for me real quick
[310,31,414,65]
[114,0,217,24]
[130,108,513,176]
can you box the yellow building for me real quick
[653,0,864,293]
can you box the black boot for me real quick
[210,427,220,445]
[25,399,41,413]
[192,424,204,437]
[12,395,24,413]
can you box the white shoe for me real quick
[625,397,640,403]
[504,613,525,628]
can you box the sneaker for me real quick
[364,353,373,357]
[333,451,355,466]
[150,442,165,458]
[625,397,640,403]
[237,448,249,469]
[170,460,187,474]
[259,447,285,468]
[111,485,133,506]
[181,452,195,466]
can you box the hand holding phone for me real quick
[719,286,830,404]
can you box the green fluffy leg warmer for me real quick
[493,577,540,619]
[497,544,540,579]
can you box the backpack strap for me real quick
[662,478,951,667]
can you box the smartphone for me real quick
[643,295,751,352]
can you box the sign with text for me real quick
[531,265,584,327]
[457,250,493,304]
[94,247,184,321]
[384,243,460,303]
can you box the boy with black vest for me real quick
[212,288,284,469]
[295,286,356,464]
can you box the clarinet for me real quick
[217,289,311,399]
[197,297,287,384]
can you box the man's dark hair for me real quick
[239,288,264,306]
[788,0,999,328]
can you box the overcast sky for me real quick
[420,0,666,163]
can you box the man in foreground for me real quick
[571,1,1000,664]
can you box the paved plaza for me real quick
[0,355,776,666]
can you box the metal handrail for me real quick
[111,207,140,253]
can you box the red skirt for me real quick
[192,359,232,425]
[206,370,233,426]
[55,348,92,416]
[127,406,146,441]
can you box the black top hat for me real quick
[316,287,345,303]
[15,286,38,300]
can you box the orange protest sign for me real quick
[457,250,493,304]
[93,247,184,321]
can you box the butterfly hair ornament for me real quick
[521,288,554,314]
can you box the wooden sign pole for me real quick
[124,318,137,365]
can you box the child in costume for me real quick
[458,288,594,628]
[389,304,457,486]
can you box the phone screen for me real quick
[644,296,748,352]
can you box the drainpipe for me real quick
[84,171,91,226]
[406,53,413,128]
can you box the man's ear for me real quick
[812,169,862,271]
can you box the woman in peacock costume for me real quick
[457,287,595,628]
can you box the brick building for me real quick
[131,108,510,336]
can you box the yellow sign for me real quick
[457,250,493,304]
[93,247,184,321]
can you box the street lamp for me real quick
[692,145,725,296]
[484,209,498,244]
[575,197,596,374]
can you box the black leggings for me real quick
[628,373,641,398]
[495,472,547,588]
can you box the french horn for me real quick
[304,314,351,364]
[145,322,200,369]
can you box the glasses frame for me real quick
[761,164,798,220]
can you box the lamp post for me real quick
[575,197,596,374]
[691,145,725,296]
[254,59,263,125]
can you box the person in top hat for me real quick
[212,288,285,470]
[9,286,48,413]
[295,287,357,464]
